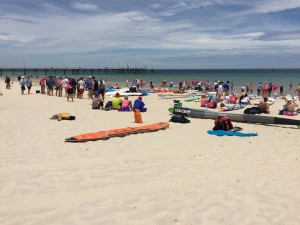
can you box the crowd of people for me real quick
[3,75,300,116]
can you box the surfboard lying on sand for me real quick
[184,97,201,102]
[105,91,142,97]
[157,93,192,99]
[65,122,169,142]
[172,106,300,126]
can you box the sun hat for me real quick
[285,94,292,101]
[21,76,24,79]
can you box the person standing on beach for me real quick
[86,76,93,99]
[66,78,74,102]
[268,82,273,97]
[61,77,68,96]
[5,76,11,89]
[98,79,106,101]
[257,83,262,96]
[19,76,26,95]
[92,76,99,98]
[26,77,32,94]
[46,76,54,96]
[241,84,245,93]
[249,83,253,94]
[223,81,230,94]
[273,83,278,97]
[290,81,293,90]
[262,82,269,97]
[246,84,249,94]
[217,82,223,102]
[39,76,46,94]
[55,77,62,97]
[77,77,85,99]
[280,85,284,96]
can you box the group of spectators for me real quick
[38,75,106,102]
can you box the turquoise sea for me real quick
[1,68,300,94]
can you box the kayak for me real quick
[173,106,300,126]
[65,122,169,142]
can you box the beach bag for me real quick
[207,101,216,109]
[200,98,207,107]
[134,109,143,123]
[213,116,233,131]
[244,107,262,115]
[170,115,190,123]
[103,101,112,111]
[230,96,236,103]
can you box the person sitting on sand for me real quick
[283,99,299,114]
[92,94,104,110]
[230,93,237,104]
[112,92,122,110]
[258,97,270,114]
[239,93,251,105]
[133,96,147,112]
[119,96,132,111]
[206,97,218,109]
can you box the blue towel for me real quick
[207,130,258,137]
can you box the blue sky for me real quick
[1,0,300,69]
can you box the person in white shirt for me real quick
[77,77,85,99]
[217,82,223,101]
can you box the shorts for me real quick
[21,85,26,91]
[27,85,32,90]
[67,88,74,94]
[79,89,84,94]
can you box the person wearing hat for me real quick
[112,92,122,110]
[283,97,298,115]
[19,76,26,95]
[133,96,147,112]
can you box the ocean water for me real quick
[1,68,299,94]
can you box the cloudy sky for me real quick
[1,0,300,69]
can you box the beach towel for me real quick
[220,104,245,111]
[207,130,258,137]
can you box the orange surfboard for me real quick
[65,122,169,142]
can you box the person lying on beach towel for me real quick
[220,103,245,111]
[50,113,75,121]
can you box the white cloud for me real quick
[71,2,98,11]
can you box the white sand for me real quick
[1,83,300,225]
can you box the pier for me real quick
[0,67,153,76]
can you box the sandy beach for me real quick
[1,82,300,225]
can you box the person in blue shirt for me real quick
[133,96,147,112]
